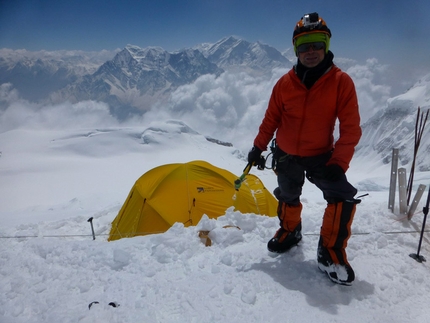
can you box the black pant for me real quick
[274,150,357,205]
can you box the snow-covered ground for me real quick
[1,121,430,323]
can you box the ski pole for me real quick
[88,217,96,240]
[409,185,430,263]
[234,163,252,190]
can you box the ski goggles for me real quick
[296,42,325,53]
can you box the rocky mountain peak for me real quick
[1,36,290,114]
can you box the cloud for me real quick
[144,69,286,151]
[145,60,391,151]
[1,58,395,152]
[0,85,122,132]
[0,83,20,110]
[345,58,391,123]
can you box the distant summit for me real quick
[196,36,290,72]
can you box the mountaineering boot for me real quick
[267,202,302,253]
[317,238,355,285]
[268,223,302,253]
[317,200,358,285]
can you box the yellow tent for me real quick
[108,160,277,241]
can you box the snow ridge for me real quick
[357,72,430,171]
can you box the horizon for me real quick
[0,34,425,99]
[1,1,430,93]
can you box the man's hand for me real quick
[247,146,263,167]
[323,164,344,181]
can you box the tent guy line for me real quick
[2,230,429,240]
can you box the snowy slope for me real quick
[1,120,430,323]
[357,73,430,171]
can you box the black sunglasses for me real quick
[297,42,325,53]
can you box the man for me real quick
[248,12,361,285]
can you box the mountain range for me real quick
[0,48,118,102]
[0,36,291,118]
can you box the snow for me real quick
[1,120,430,323]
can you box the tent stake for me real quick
[388,148,399,211]
[409,185,430,263]
[88,217,96,240]
[398,168,407,215]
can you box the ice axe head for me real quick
[234,178,242,190]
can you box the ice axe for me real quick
[235,153,267,190]
[234,163,252,190]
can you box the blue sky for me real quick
[1,0,430,75]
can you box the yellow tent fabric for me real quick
[108,160,278,241]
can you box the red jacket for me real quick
[254,65,361,172]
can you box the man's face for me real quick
[297,43,325,68]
